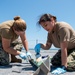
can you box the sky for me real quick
[0,0,75,49]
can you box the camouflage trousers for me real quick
[0,40,23,66]
[51,48,75,71]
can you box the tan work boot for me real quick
[11,55,22,63]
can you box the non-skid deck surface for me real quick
[0,50,75,75]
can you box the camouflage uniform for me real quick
[46,22,75,71]
[0,20,23,65]
[0,42,9,65]
[0,40,23,65]
[51,48,75,71]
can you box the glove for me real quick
[35,53,41,59]
[19,52,27,60]
[26,51,32,59]
[34,43,41,54]
[51,66,66,75]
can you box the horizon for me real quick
[0,0,75,49]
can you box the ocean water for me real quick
[22,46,59,50]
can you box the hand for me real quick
[19,52,27,59]
[26,51,32,59]
[51,66,66,75]
[35,53,41,59]
[34,43,41,54]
